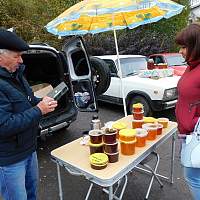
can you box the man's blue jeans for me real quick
[183,167,200,200]
[0,151,38,200]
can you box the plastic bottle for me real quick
[91,115,101,130]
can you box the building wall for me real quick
[190,0,200,20]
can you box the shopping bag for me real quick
[181,118,200,168]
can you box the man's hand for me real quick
[37,96,58,115]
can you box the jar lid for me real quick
[119,138,137,144]
[89,141,104,147]
[89,153,108,165]
[157,117,169,122]
[143,117,157,123]
[105,151,119,155]
[142,123,158,130]
[89,129,103,136]
[135,128,148,137]
[132,103,143,108]
[119,129,136,137]
[112,122,127,130]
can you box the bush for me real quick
[0,0,189,54]
[84,0,190,56]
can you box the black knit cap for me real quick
[0,28,29,51]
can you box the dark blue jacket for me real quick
[0,65,42,166]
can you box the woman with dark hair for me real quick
[175,23,200,200]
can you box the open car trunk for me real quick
[22,48,77,131]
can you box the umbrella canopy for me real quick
[45,0,184,116]
[45,0,184,36]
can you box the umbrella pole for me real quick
[113,29,127,116]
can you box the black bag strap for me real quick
[0,75,34,106]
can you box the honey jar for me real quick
[89,129,103,144]
[132,103,143,113]
[133,111,144,120]
[157,118,169,128]
[132,119,144,129]
[142,123,157,140]
[106,151,119,163]
[157,123,163,135]
[119,129,136,142]
[112,122,127,139]
[103,129,117,144]
[135,128,148,147]
[89,141,104,155]
[89,153,108,170]
[143,117,157,124]
[120,139,136,155]
[104,142,118,154]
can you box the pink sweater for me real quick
[176,61,200,134]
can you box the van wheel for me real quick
[128,95,152,116]
[90,57,111,95]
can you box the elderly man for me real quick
[0,29,57,200]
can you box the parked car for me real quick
[148,53,187,76]
[22,37,110,138]
[96,55,180,116]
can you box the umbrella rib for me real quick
[88,8,97,33]
[121,12,129,28]
[88,16,94,33]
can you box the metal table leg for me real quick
[57,163,63,200]
[109,185,113,200]
[103,175,128,200]
[170,132,176,184]
[85,183,94,200]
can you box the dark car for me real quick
[22,37,110,138]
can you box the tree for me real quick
[0,0,189,54]
[0,0,79,48]
[84,0,190,56]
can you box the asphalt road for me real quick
[37,102,192,200]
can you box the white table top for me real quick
[51,115,177,186]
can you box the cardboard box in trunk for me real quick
[32,83,53,98]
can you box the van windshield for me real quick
[165,54,187,66]
[117,57,147,77]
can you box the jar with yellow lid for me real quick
[89,141,104,155]
[119,129,136,142]
[133,111,144,120]
[119,139,136,155]
[143,117,157,124]
[132,103,143,112]
[112,122,127,139]
[157,118,169,128]
[89,153,108,170]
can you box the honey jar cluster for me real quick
[132,103,144,129]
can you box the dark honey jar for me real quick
[106,151,119,163]
[89,129,103,144]
[104,142,118,154]
[89,142,104,155]
[103,128,117,144]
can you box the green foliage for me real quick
[0,0,190,54]
[85,0,190,56]
[0,0,80,48]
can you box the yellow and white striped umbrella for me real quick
[45,0,184,36]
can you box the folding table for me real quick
[51,115,177,200]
